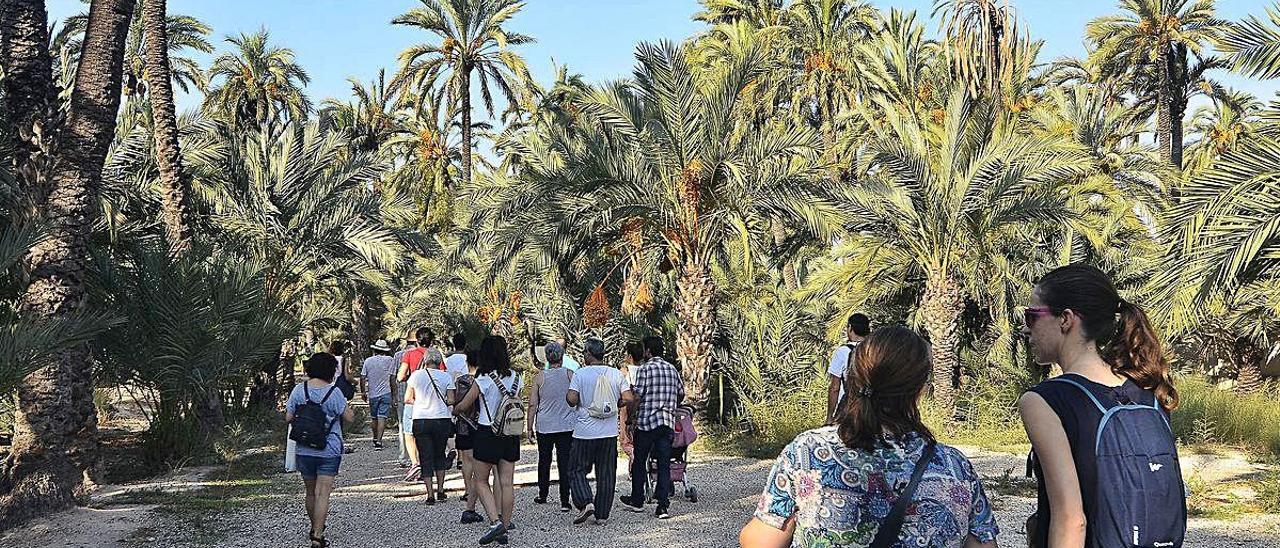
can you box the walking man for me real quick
[825,313,869,425]
[620,336,685,520]
[528,342,575,511]
[566,338,634,526]
[360,339,397,450]
[391,330,418,467]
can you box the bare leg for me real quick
[473,460,499,523]
[498,460,516,528]
[372,418,385,443]
[313,475,337,538]
[404,433,419,465]
[461,449,478,511]
[435,470,447,496]
[304,478,317,534]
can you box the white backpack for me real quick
[586,370,620,419]
[482,373,526,437]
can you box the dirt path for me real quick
[3,437,1278,547]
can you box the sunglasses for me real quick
[1021,306,1055,327]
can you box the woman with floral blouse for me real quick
[740,326,1000,548]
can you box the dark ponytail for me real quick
[837,326,934,451]
[1036,264,1178,411]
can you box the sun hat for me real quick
[371,339,392,352]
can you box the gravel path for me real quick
[4,436,1279,547]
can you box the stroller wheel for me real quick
[686,485,699,503]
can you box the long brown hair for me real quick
[1036,264,1179,411]
[838,326,935,451]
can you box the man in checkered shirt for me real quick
[619,336,686,519]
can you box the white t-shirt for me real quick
[360,355,397,399]
[827,341,860,401]
[408,369,455,419]
[568,366,630,440]
[476,373,523,426]
[444,353,469,377]
[562,354,582,371]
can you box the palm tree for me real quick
[811,86,1090,415]
[54,5,212,99]
[204,29,311,131]
[934,0,1020,97]
[142,0,192,255]
[391,0,534,189]
[0,0,136,527]
[788,0,877,154]
[478,41,839,408]
[1217,2,1280,79]
[1183,90,1261,173]
[1086,0,1227,168]
[321,70,401,153]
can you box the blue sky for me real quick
[46,0,1279,112]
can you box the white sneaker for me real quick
[595,518,608,526]
[573,504,595,525]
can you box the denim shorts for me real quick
[401,405,415,434]
[368,394,392,419]
[296,455,341,479]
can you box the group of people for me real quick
[740,263,1188,548]
[285,327,688,547]
[286,263,1188,547]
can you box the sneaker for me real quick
[424,496,436,506]
[620,495,645,512]
[507,522,516,531]
[595,518,608,526]
[461,493,469,503]
[460,510,485,524]
[402,465,420,483]
[479,523,507,545]
[655,507,671,520]
[574,504,595,525]
[372,441,384,451]
[533,496,547,504]
[560,503,572,513]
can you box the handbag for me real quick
[1025,451,1044,548]
[869,441,937,548]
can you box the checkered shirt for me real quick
[633,357,685,431]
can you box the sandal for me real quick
[437,490,448,501]
[424,496,436,505]
[309,534,329,548]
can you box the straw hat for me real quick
[371,339,392,352]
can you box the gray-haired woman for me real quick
[405,347,456,504]
[528,341,575,511]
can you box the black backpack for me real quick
[289,383,341,450]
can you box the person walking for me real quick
[360,339,397,450]
[406,347,456,504]
[456,335,524,545]
[454,367,486,525]
[566,338,635,526]
[527,341,575,511]
[825,313,870,425]
[620,336,684,520]
[445,332,470,377]
[397,327,435,481]
[739,326,1000,548]
[286,353,355,548]
[1019,264,1186,548]
[393,330,419,471]
[619,341,645,466]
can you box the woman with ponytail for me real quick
[741,326,999,548]
[1020,264,1185,548]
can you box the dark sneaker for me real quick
[620,496,644,512]
[402,465,420,483]
[460,510,485,524]
[507,522,516,531]
[574,504,595,525]
[655,507,671,520]
[560,503,572,512]
[479,523,507,545]
[533,496,547,504]
[424,496,436,506]
[372,441,384,451]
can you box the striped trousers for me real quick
[568,436,618,520]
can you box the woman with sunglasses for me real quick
[1019,264,1183,548]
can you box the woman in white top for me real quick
[404,348,455,504]
[457,335,523,546]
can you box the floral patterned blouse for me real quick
[754,427,999,548]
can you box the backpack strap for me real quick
[1046,376,1111,414]
[479,375,499,434]
[317,383,339,405]
[425,370,449,407]
[870,441,937,548]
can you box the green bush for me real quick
[1171,377,1280,458]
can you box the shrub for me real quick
[1171,377,1280,458]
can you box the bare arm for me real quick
[739,516,795,548]
[445,388,456,406]
[457,383,481,413]
[405,383,416,405]
[619,388,636,408]
[1020,392,1086,548]
[397,362,410,383]
[826,374,841,425]
[567,389,580,407]
[340,401,355,424]
[527,372,542,436]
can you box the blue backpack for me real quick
[1049,377,1186,548]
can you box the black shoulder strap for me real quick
[426,369,449,406]
[870,442,937,548]
[317,383,338,405]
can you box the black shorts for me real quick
[412,418,453,474]
[473,427,520,465]
[456,430,475,451]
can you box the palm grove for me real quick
[1,0,1278,527]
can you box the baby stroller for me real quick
[647,404,699,503]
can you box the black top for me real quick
[1027,373,1163,547]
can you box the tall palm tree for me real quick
[1086,0,1227,168]
[788,0,877,153]
[0,0,136,528]
[142,0,192,255]
[478,41,839,408]
[934,0,1020,97]
[392,0,534,189]
[204,29,311,131]
[321,70,400,153]
[1183,90,1260,173]
[55,5,212,99]
[811,86,1090,415]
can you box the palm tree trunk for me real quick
[674,258,716,411]
[1157,41,1175,168]
[460,66,472,189]
[192,390,225,441]
[1,0,55,186]
[349,292,370,374]
[920,268,963,418]
[0,0,136,528]
[772,220,798,289]
[1234,341,1264,395]
[142,0,192,256]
